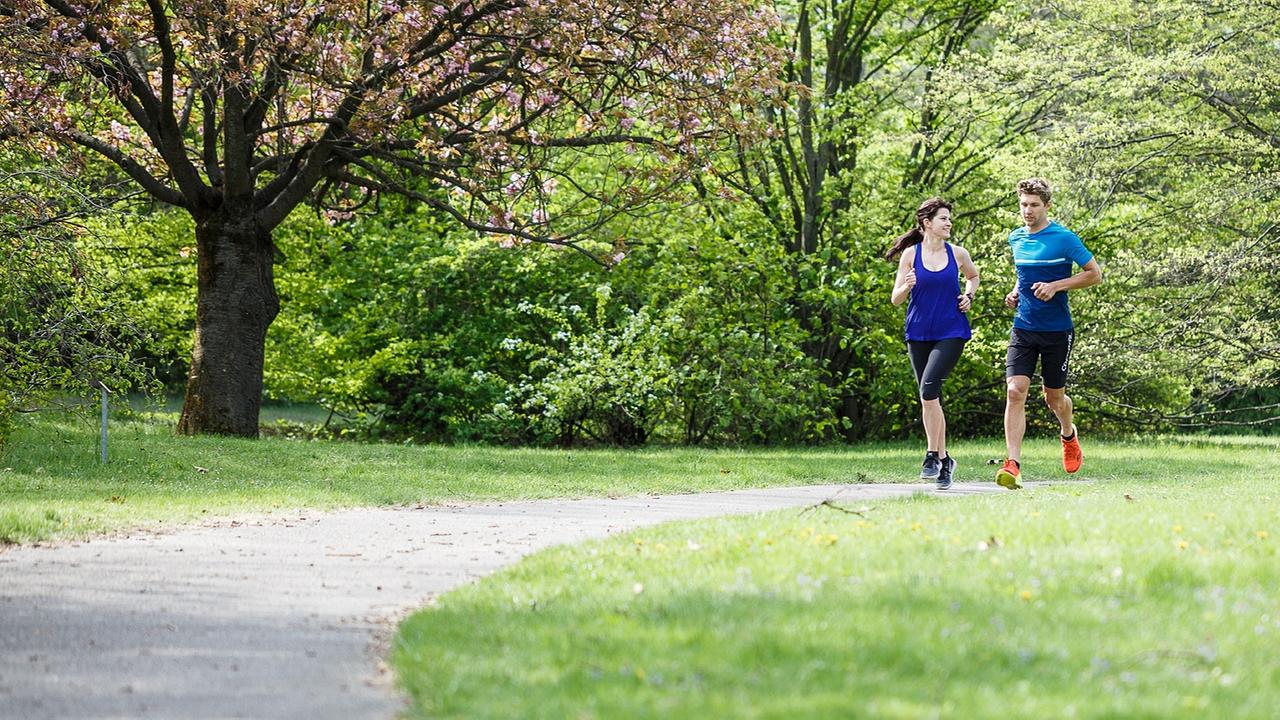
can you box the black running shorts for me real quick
[1005,328,1074,389]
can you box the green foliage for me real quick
[495,198,839,446]
[54,0,1280,442]
[82,209,197,390]
[91,190,836,445]
[509,302,674,446]
[257,148,851,447]
[261,202,598,442]
[1,162,154,449]
[951,0,1280,430]
[503,274,830,446]
[0,390,12,451]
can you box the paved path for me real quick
[0,482,1003,719]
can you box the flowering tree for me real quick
[0,0,781,436]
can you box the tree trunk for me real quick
[177,212,280,437]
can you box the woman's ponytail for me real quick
[884,196,953,261]
[884,227,924,260]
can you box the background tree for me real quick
[0,158,152,449]
[956,0,1280,430]
[77,176,837,448]
[0,0,782,436]
[678,0,1058,439]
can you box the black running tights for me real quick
[907,338,967,402]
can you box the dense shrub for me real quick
[1,166,153,449]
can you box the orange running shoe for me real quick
[995,458,1022,489]
[1062,425,1082,473]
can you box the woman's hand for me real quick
[900,269,916,293]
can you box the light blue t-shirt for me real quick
[1008,221,1093,332]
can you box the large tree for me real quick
[0,0,781,436]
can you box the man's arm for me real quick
[1032,258,1102,301]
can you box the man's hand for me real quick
[1032,281,1059,301]
[1005,289,1019,308]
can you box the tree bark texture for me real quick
[177,212,280,437]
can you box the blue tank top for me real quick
[905,243,972,342]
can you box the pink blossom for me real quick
[487,211,515,229]
[504,172,527,196]
[0,0,784,260]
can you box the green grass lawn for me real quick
[7,415,1280,716]
[393,438,1280,719]
[2,412,1012,544]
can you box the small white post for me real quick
[97,383,109,464]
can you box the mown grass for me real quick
[394,439,1280,719]
[4,412,1012,544]
[7,413,1280,715]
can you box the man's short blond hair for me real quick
[1017,177,1052,204]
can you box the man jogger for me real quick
[996,178,1103,489]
